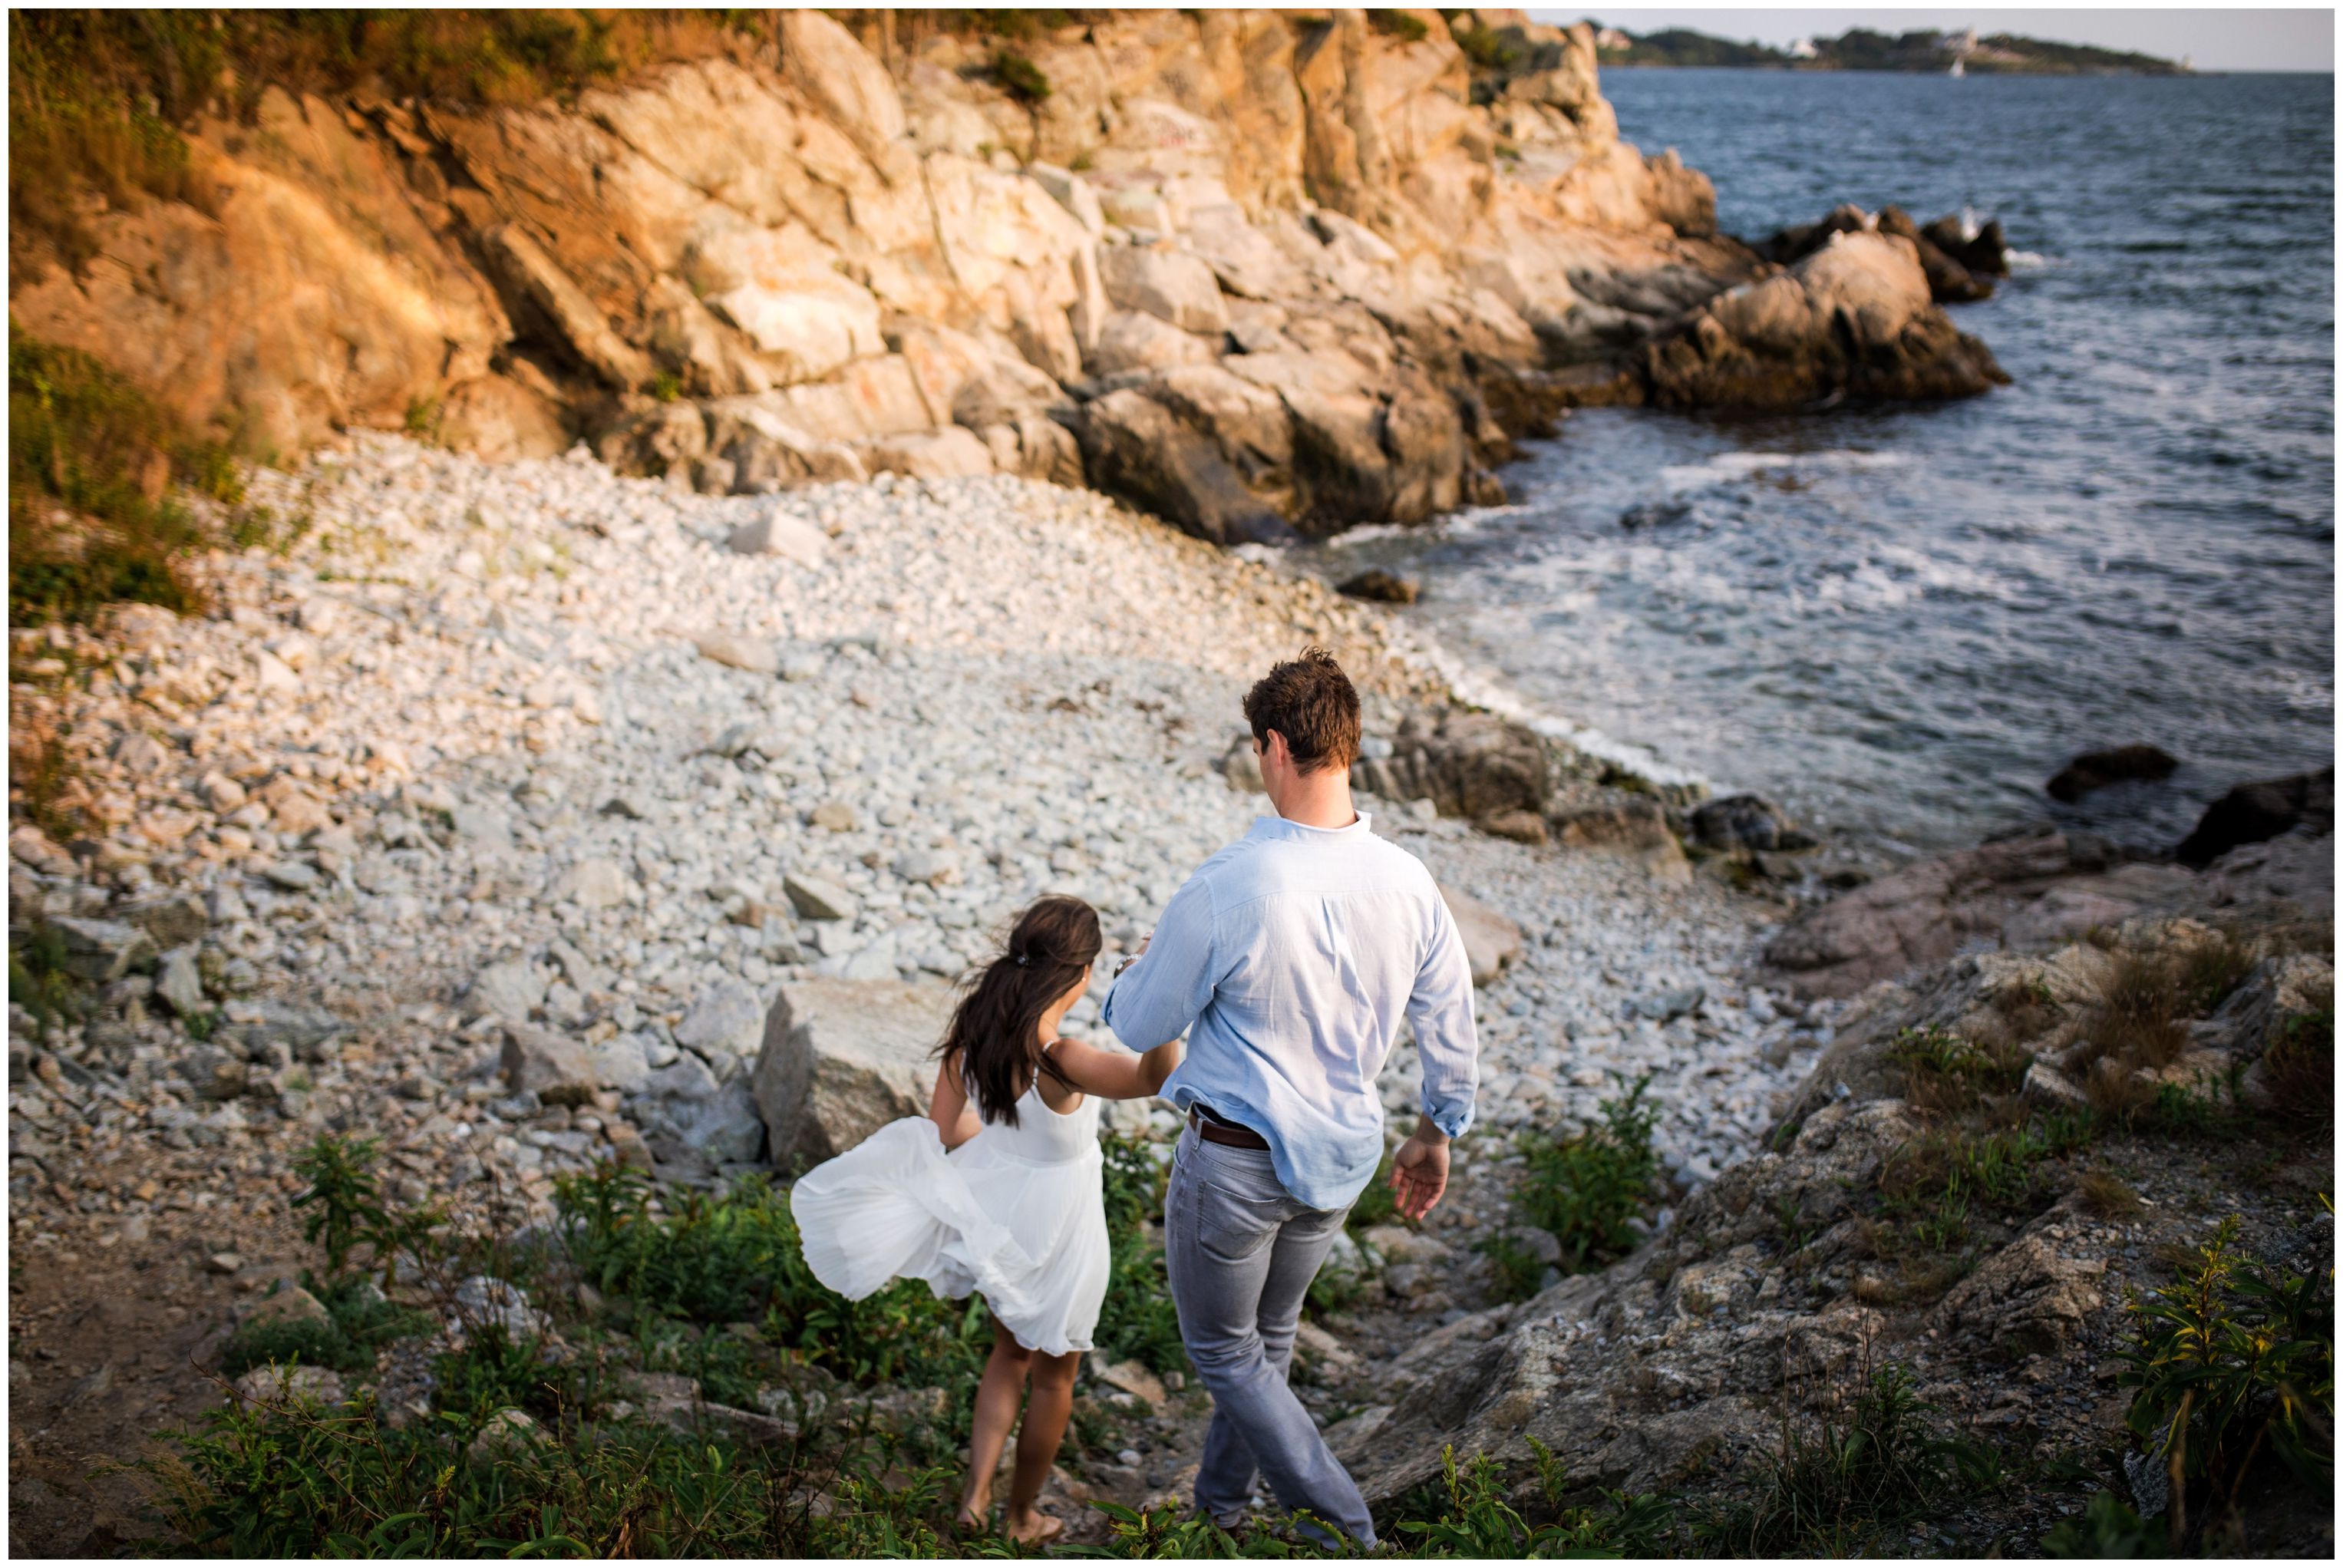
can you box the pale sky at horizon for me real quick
[1531,8,2335,71]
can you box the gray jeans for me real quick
[1164,1123,1374,1548]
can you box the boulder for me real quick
[2044,744,2178,804]
[154,946,206,1016]
[1336,569,1417,604]
[1922,212,2010,276]
[1875,206,1993,303]
[1762,829,2199,1000]
[704,398,869,491]
[725,512,828,567]
[440,375,571,461]
[1074,388,1285,545]
[483,224,652,391]
[1638,230,2008,410]
[694,634,780,675]
[1686,793,1810,853]
[114,892,209,950]
[233,1364,347,1408]
[629,1051,766,1167]
[1352,710,1549,823]
[2173,766,2333,867]
[1084,312,1217,378]
[1926,1233,2105,1360]
[856,427,995,480]
[751,979,954,1170]
[675,980,766,1065]
[1098,246,1231,334]
[1438,884,1521,987]
[45,916,157,982]
[503,1022,604,1106]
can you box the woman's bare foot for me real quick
[1004,1509,1064,1546]
[955,1489,991,1533]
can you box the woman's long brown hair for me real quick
[935,894,1101,1127]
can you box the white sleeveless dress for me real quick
[790,1075,1110,1356]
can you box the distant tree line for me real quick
[1586,20,2192,75]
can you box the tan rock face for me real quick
[11,9,1992,531]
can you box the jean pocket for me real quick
[1190,1174,1288,1263]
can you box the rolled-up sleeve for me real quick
[1407,896,1480,1139]
[1103,873,1218,1050]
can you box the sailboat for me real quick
[1948,57,1965,77]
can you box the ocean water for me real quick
[1312,69,2335,855]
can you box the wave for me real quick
[1658,447,1910,494]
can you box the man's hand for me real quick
[1388,1120,1450,1222]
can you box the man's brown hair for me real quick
[1243,646,1361,775]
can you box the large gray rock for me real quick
[503,1024,611,1106]
[1074,388,1283,546]
[45,916,157,982]
[675,981,766,1065]
[751,979,953,1171]
[1099,245,1230,334]
[1354,711,1551,824]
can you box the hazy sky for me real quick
[1535,8,2335,71]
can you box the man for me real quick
[1103,647,1480,1548]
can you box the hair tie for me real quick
[1015,952,1030,966]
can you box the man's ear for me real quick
[1261,729,1289,767]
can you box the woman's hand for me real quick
[1044,1035,1180,1101]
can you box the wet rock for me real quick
[2173,765,2333,867]
[2044,744,2179,804]
[1638,231,2008,411]
[1335,569,1418,604]
[1687,793,1810,853]
[751,978,952,1170]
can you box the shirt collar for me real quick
[1246,810,1374,842]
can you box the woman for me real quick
[790,894,1180,1543]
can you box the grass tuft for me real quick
[1514,1074,1662,1272]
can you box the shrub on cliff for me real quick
[8,329,240,624]
[8,10,768,267]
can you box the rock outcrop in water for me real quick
[12,8,2010,540]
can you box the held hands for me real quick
[1388,1121,1450,1221]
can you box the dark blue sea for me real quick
[1312,69,2335,855]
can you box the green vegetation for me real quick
[8,921,84,1038]
[2117,1213,2334,1547]
[1396,1440,1675,1556]
[2262,995,2335,1129]
[1094,1131,1187,1374]
[989,48,1051,105]
[1581,18,2189,76]
[1452,21,1525,73]
[1513,1073,1662,1271]
[10,10,770,267]
[1700,1365,2002,1554]
[2042,1489,2169,1556]
[10,330,241,624]
[1368,12,1431,45]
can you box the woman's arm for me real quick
[1044,1035,1182,1101]
[928,1051,983,1148]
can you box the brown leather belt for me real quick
[1188,1108,1271,1150]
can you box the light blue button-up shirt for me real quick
[1102,811,1480,1212]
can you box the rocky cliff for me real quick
[12,9,2003,543]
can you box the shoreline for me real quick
[11,433,1827,1219]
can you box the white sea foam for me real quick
[1658,448,1909,494]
